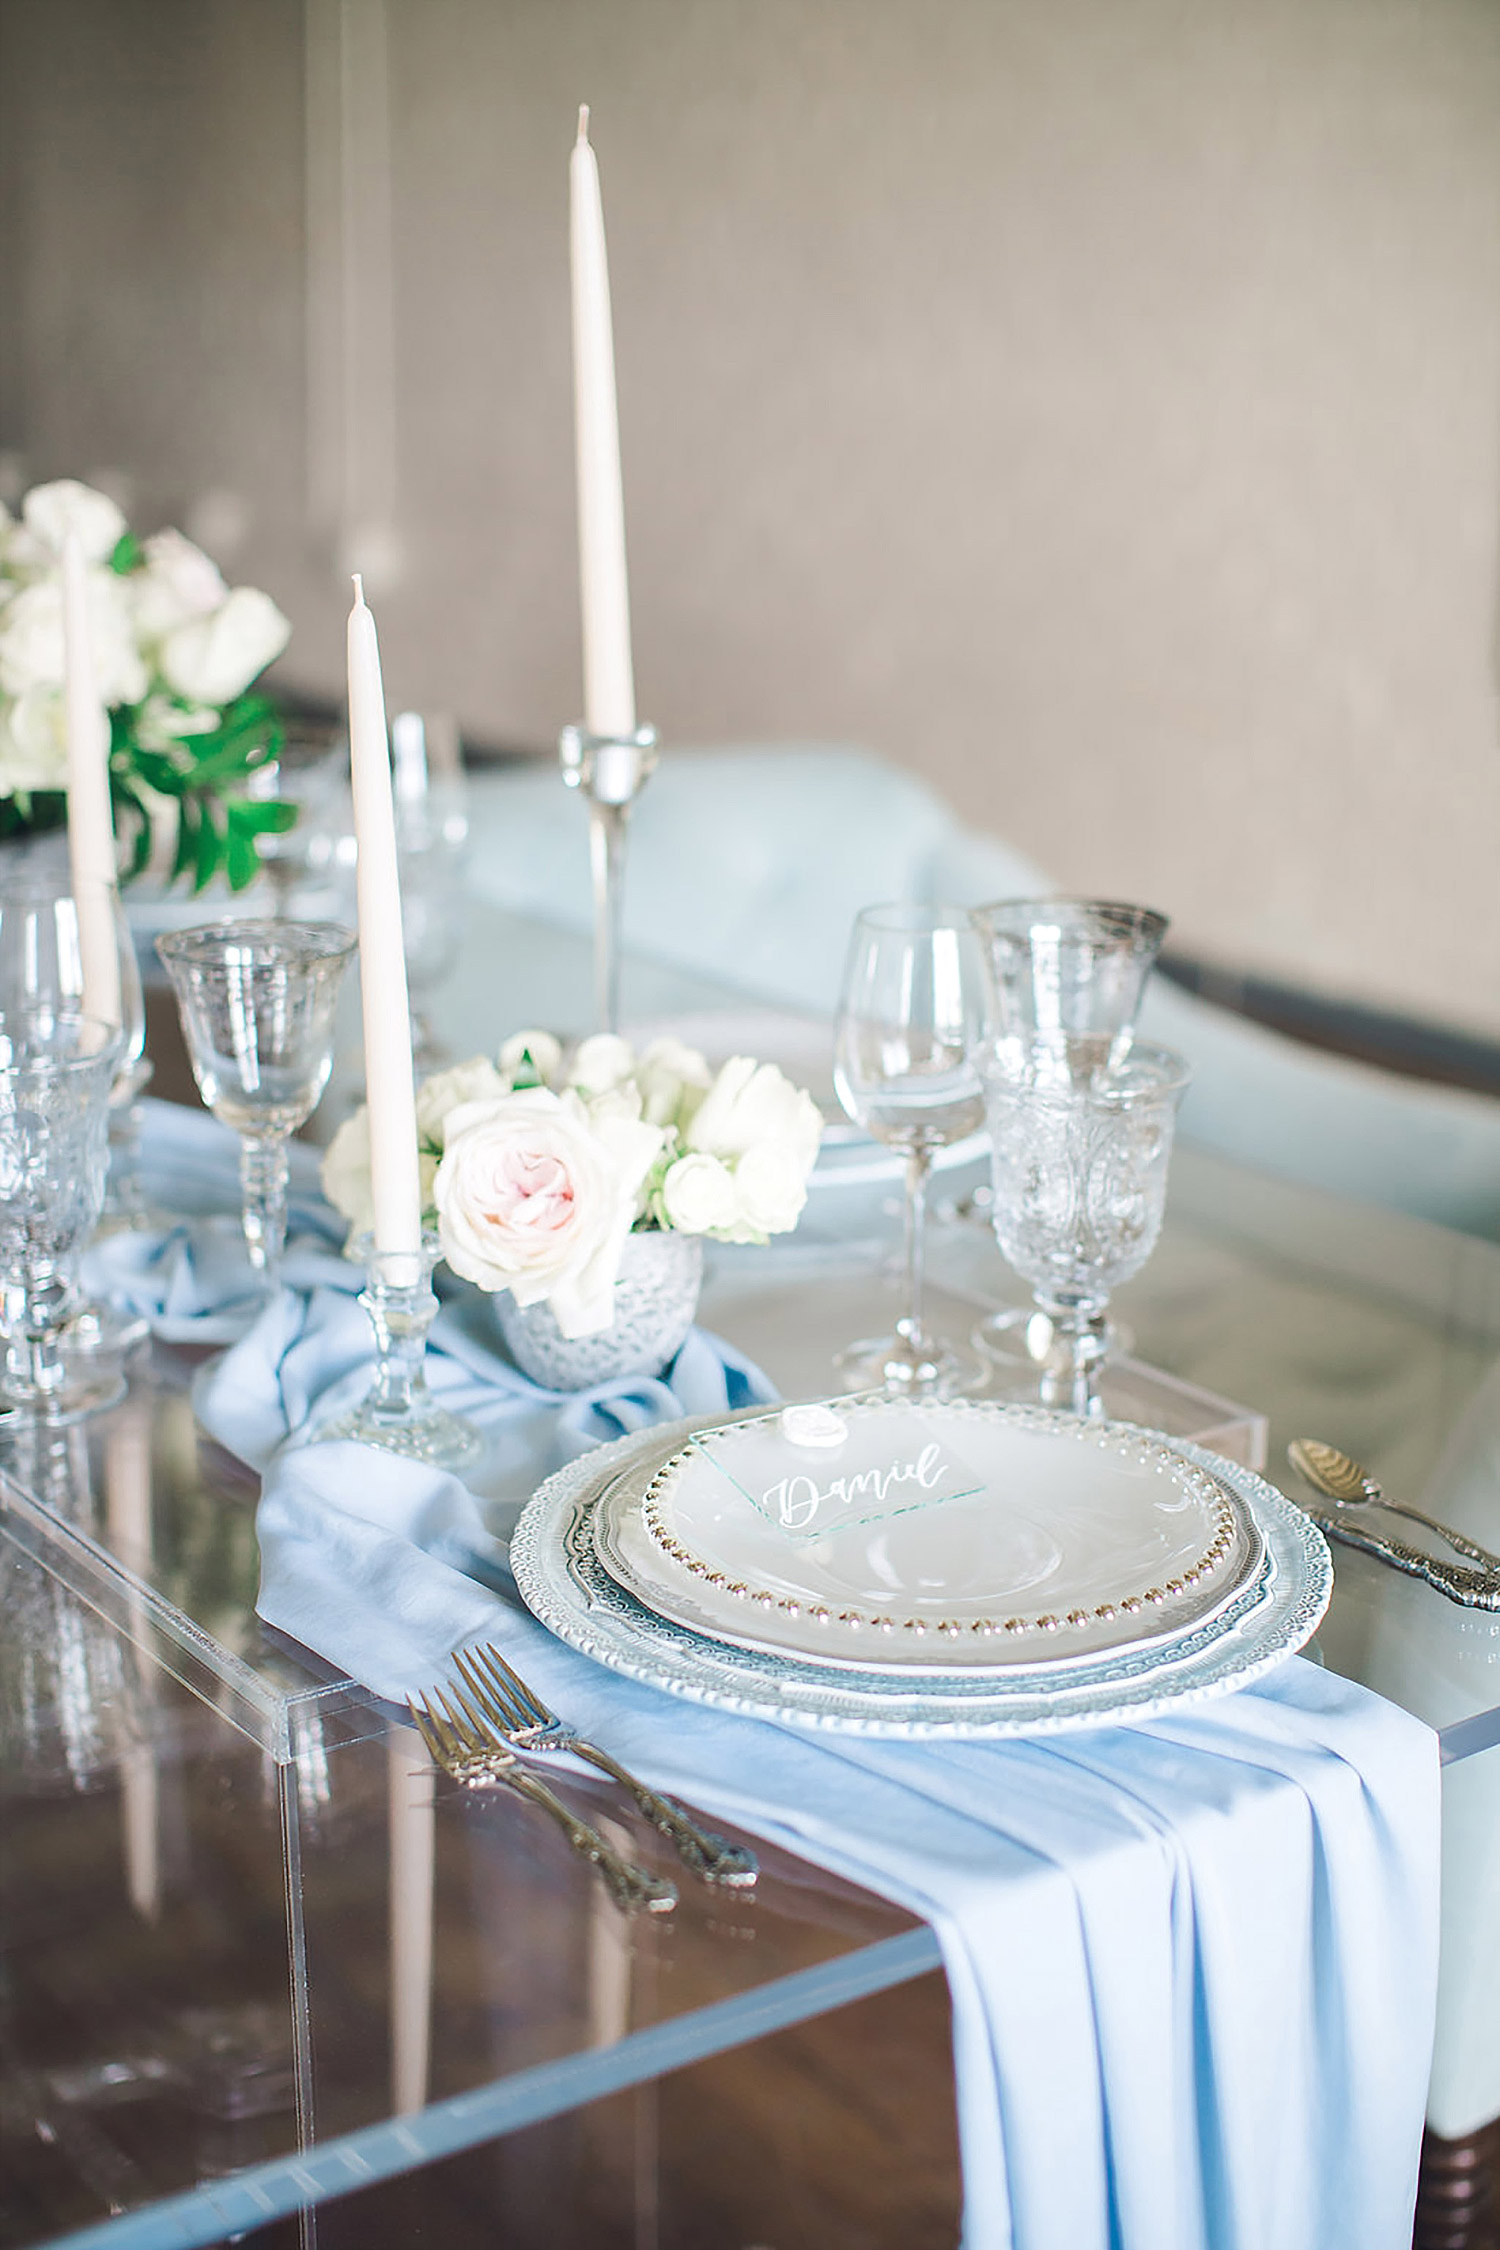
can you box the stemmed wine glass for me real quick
[981,1044,1191,1417]
[155,922,355,1290]
[833,903,986,1397]
[0,872,153,1219]
[0,1013,125,1422]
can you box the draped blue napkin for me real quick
[102,1105,1441,2250]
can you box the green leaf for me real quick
[193,801,222,892]
[109,531,145,575]
[172,798,201,885]
[225,827,262,892]
[225,797,297,838]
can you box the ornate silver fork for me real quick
[452,1644,758,1889]
[408,1685,677,1916]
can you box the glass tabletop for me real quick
[4,914,1499,2241]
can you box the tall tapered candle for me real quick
[570,106,636,740]
[61,533,122,1030]
[347,575,422,1267]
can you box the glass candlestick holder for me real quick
[310,1232,483,1470]
[559,721,659,1032]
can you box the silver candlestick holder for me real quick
[559,722,659,1032]
[311,1231,483,1470]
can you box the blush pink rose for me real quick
[433,1087,664,1338]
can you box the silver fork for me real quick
[408,1686,677,1916]
[453,1644,759,1889]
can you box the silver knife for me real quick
[1302,1507,1500,1611]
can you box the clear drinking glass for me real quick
[155,921,355,1288]
[973,897,1169,1085]
[0,1014,126,1422]
[0,870,152,1186]
[833,903,986,1396]
[982,1043,1190,1417]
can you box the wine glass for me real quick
[0,872,159,1364]
[973,897,1168,1085]
[0,1012,126,1423]
[155,921,355,1289]
[833,903,986,1396]
[982,1043,1190,1417]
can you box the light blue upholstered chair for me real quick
[461,747,1500,1242]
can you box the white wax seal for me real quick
[780,1404,849,1449]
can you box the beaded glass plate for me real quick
[509,1418,1333,1738]
[591,1400,1265,1675]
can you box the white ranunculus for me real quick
[321,1105,438,1235]
[0,686,69,795]
[0,571,146,705]
[685,1055,823,1173]
[566,1032,637,1096]
[636,1035,713,1128]
[730,1140,812,1239]
[498,1028,563,1087]
[415,1056,508,1145]
[132,529,227,641]
[133,695,221,750]
[21,479,127,563]
[660,1151,739,1237]
[434,1086,665,1337]
[160,584,290,704]
[320,1110,375,1235]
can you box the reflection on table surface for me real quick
[3,912,1499,2245]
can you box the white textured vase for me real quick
[494,1229,704,1391]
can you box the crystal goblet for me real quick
[973,897,1168,1086]
[0,1013,126,1423]
[982,1042,1190,1417]
[0,872,153,1221]
[155,921,355,1289]
[833,903,987,1397]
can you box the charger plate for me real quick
[591,1400,1265,1676]
[510,1415,1332,1739]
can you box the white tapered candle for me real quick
[570,106,636,741]
[61,533,122,1030]
[347,576,422,1266]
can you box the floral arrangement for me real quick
[0,478,296,889]
[323,1029,824,1339]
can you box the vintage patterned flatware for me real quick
[452,1644,758,1888]
[408,1685,677,1915]
[1289,1439,1500,1575]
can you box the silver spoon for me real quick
[1288,1439,1500,1575]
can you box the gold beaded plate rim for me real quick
[589,1399,1267,1677]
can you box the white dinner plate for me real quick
[509,1418,1333,1738]
[590,1399,1264,1675]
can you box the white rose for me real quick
[731,1140,812,1239]
[686,1056,823,1173]
[434,1087,666,1338]
[497,1028,563,1087]
[636,1035,713,1127]
[0,686,69,795]
[566,1032,637,1095]
[160,585,290,704]
[660,1151,739,1236]
[0,571,147,705]
[415,1056,508,1145]
[21,479,127,563]
[321,1105,437,1235]
[132,528,227,641]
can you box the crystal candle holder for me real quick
[559,721,659,1032]
[311,1232,483,1470]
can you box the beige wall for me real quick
[4,0,1499,1035]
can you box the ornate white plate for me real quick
[590,1399,1265,1675]
[509,1418,1332,1738]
